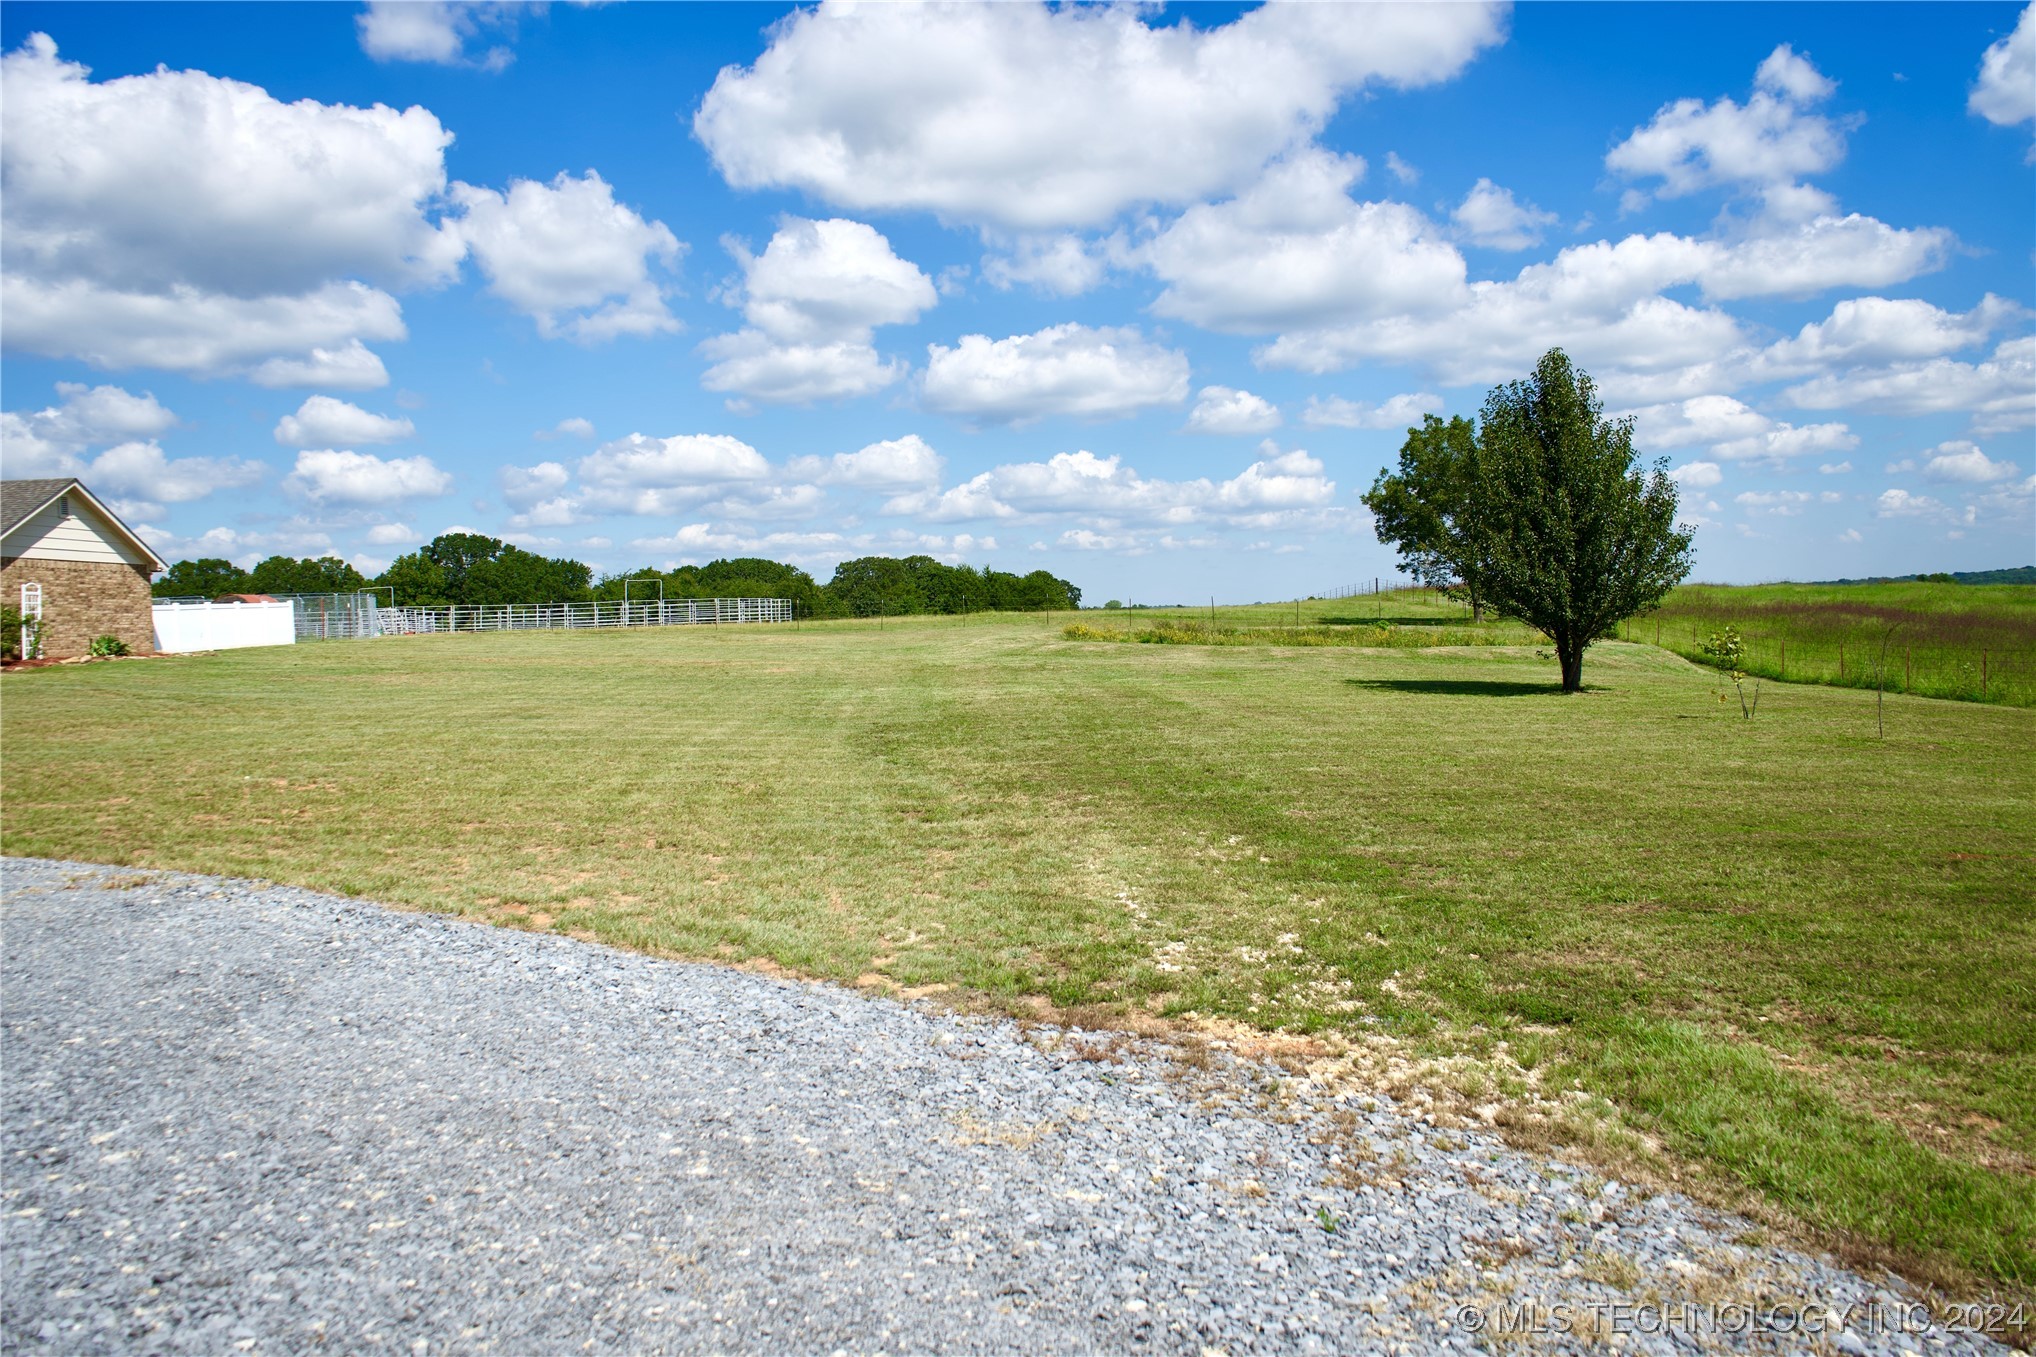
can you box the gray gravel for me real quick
[1,857,2010,1355]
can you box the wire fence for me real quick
[284,593,383,641]
[380,597,793,634]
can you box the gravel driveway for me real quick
[0,858,2007,1355]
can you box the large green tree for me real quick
[1361,414,1487,618]
[593,559,824,614]
[1469,348,1693,692]
[246,555,368,595]
[377,533,591,607]
[696,557,823,614]
[152,558,249,598]
[373,551,451,607]
[825,556,926,617]
[821,557,1078,617]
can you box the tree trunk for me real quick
[1558,635,1585,692]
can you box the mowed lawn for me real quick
[3,613,2032,1295]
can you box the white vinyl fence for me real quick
[381,597,793,633]
[152,600,296,653]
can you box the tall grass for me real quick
[1629,582,2036,707]
[1065,618,1539,647]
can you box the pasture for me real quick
[1625,580,2036,707]
[2,607,2031,1298]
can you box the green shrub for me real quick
[88,635,131,658]
[2,606,45,662]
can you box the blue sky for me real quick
[2,1,2030,602]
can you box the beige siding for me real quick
[1,496,150,566]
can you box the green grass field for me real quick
[3,608,2032,1299]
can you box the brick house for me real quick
[1,479,167,658]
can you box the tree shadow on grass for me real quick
[1345,678,1572,697]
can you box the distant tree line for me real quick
[153,535,1081,619]
[1810,567,2036,587]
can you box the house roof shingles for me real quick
[0,479,80,538]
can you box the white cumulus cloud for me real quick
[1606,43,1846,208]
[570,433,773,515]
[1760,294,2019,374]
[3,276,409,384]
[451,172,681,342]
[1,381,179,476]
[1970,4,2035,132]
[1622,393,1854,465]
[1452,178,1557,250]
[1144,149,1466,334]
[726,217,935,344]
[792,434,945,489]
[246,340,393,391]
[881,443,1334,527]
[699,335,907,407]
[1785,335,2035,435]
[921,323,1189,425]
[1185,387,1282,435]
[1624,395,1773,448]
[85,440,264,515]
[500,461,571,509]
[1300,392,1444,430]
[693,0,1505,230]
[1920,440,2022,484]
[282,449,454,505]
[137,521,337,569]
[702,217,934,403]
[1734,489,1819,516]
[1236,175,1948,388]
[274,395,414,447]
[1712,421,1857,464]
[1,34,457,379]
[1875,488,1947,519]
[979,234,1109,296]
[536,417,596,441]
[357,1,519,71]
